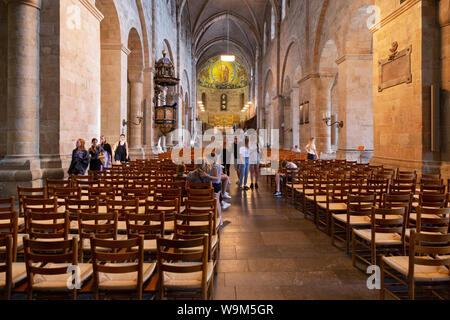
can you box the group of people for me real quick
[68,134,130,177]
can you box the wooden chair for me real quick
[381,231,450,300]
[0,235,27,299]
[330,194,376,253]
[65,198,99,231]
[106,199,139,233]
[352,207,407,268]
[0,198,20,262]
[17,187,47,217]
[77,211,119,262]
[90,236,155,300]
[317,182,350,234]
[126,211,166,258]
[156,235,213,300]
[45,179,71,198]
[145,199,179,235]
[23,236,92,300]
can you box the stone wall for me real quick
[198,87,249,125]
[59,0,102,165]
[0,3,7,159]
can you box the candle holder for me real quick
[322,113,344,128]
[122,115,144,127]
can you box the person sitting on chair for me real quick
[273,160,298,197]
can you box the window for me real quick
[263,22,267,54]
[282,0,286,20]
[271,7,275,40]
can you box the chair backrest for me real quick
[419,193,448,208]
[187,187,214,200]
[371,207,407,240]
[415,207,450,234]
[420,183,446,194]
[25,209,70,240]
[106,199,139,220]
[122,188,149,202]
[78,211,118,241]
[0,203,18,262]
[383,193,413,214]
[46,179,71,198]
[408,231,450,279]
[54,187,82,204]
[0,235,13,299]
[17,187,47,215]
[389,179,416,195]
[65,198,99,220]
[88,187,115,205]
[126,212,164,240]
[346,194,376,218]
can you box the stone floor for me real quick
[213,173,379,300]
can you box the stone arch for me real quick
[127,28,144,151]
[97,0,123,145]
[281,40,300,94]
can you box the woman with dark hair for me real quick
[68,139,90,178]
[113,134,129,163]
[88,138,105,172]
[100,135,112,169]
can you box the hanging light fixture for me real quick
[221,9,235,62]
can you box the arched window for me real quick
[282,0,286,20]
[271,7,275,40]
[263,22,267,54]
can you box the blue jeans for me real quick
[240,157,250,187]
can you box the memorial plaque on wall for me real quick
[378,44,412,92]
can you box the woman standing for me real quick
[100,135,112,169]
[239,136,250,191]
[113,134,129,164]
[306,137,319,161]
[88,138,105,172]
[68,139,90,178]
[203,152,227,225]
[249,134,262,190]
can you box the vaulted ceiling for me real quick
[180,0,276,71]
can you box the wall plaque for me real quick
[378,42,412,92]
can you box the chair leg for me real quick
[380,260,385,300]
[351,231,356,267]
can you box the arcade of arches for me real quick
[0,0,449,302]
[0,0,449,193]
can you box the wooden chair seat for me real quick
[332,214,371,226]
[142,235,174,252]
[318,202,347,211]
[163,261,214,290]
[0,263,27,288]
[306,195,327,202]
[404,228,443,239]
[409,213,441,222]
[382,256,450,282]
[98,262,156,290]
[31,263,92,291]
[68,234,127,250]
[353,229,402,245]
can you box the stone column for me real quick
[336,54,374,162]
[291,88,300,149]
[6,0,40,157]
[439,0,450,178]
[0,0,41,195]
[314,75,332,156]
[128,68,144,158]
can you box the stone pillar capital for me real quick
[5,0,40,9]
[439,0,450,27]
[128,67,144,83]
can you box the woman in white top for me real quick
[239,136,250,190]
[305,137,319,161]
[249,134,262,190]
